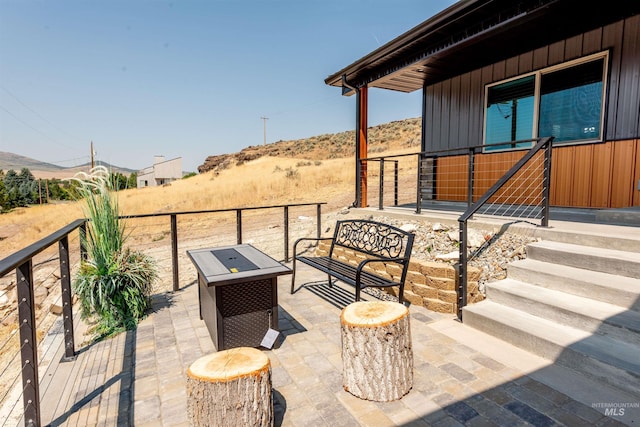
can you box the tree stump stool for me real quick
[186,347,273,427]
[341,301,413,401]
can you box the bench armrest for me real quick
[355,257,409,284]
[293,237,333,257]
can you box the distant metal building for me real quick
[137,156,182,188]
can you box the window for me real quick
[484,52,607,151]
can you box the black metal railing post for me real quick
[416,155,422,214]
[79,222,87,261]
[379,160,384,210]
[457,221,468,322]
[467,148,475,209]
[236,210,242,244]
[541,140,553,227]
[284,206,290,262]
[394,160,399,206]
[59,236,76,362]
[316,204,322,239]
[17,259,41,427]
[171,214,179,291]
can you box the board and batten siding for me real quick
[423,15,640,208]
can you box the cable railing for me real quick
[360,137,553,321]
[0,202,325,427]
[360,140,550,213]
[457,137,554,320]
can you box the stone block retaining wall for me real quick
[315,241,483,314]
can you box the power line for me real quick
[1,86,83,144]
[0,105,77,151]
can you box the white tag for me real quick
[260,328,280,349]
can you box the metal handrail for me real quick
[0,201,325,426]
[456,136,554,320]
[0,219,87,277]
[360,139,541,212]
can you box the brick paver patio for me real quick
[35,262,637,426]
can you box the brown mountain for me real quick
[0,151,136,179]
[198,117,422,174]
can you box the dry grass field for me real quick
[0,156,357,258]
[0,118,423,409]
[0,117,422,258]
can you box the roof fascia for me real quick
[325,0,482,88]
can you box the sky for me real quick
[0,0,456,173]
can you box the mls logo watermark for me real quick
[592,402,640,418]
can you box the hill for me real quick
[0,152,136,179]
[198,117,422,173]
[0,151,64,172]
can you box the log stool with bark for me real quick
[186,347,273,427]
[341,300,413,401]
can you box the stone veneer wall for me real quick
[315,241,483,314]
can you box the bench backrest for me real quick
[330,219,414,261]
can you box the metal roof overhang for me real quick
[326,0,640,95]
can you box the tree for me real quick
[0,179,8,212]
[127,172,137,189]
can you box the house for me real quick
[325,0,640,210]
[137,156,182,188]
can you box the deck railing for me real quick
[0,202,325,427]
[457,137,553,319]
[361,137,554,320]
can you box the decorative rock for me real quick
[432,222,447,231]
[0,291,9,309]
[34,286,48,309]
[400,223,417,233]
[49,304,63,315]
[436,251,459,261]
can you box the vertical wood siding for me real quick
[434,141,640,208]
[590,143,614,207]
[634,140,640,206]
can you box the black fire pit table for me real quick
[187,244,292,351]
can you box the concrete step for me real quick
[486,279,640,346]
[596,207,640,227]
[531,223,640,253]
[507,259,640,310]
[526,240,640,278]
[462,301,640,398]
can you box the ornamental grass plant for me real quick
[71,166,157,338]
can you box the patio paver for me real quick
[37,262,638,426]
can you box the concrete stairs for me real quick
[463,237,640,398]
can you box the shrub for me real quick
[71,166,158,338]
[285,167,299,179]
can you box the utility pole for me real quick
[90,141,95,169]
[261,116,268,145]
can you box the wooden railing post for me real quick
[17,260,41,427]
[236,210,242,244]
[59,236,76,361]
